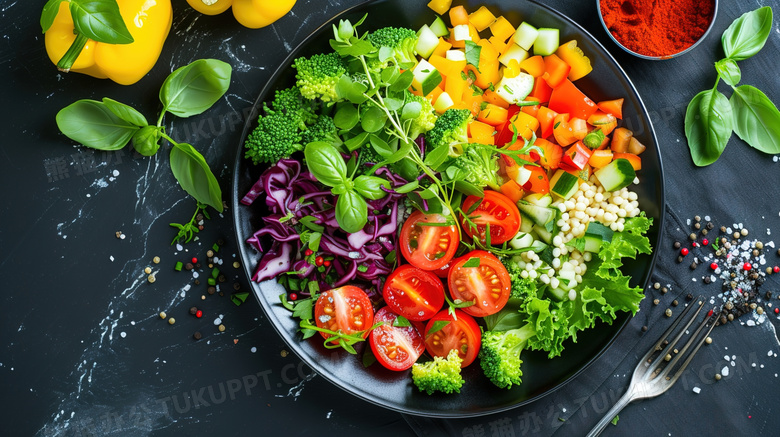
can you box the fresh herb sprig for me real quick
[56,59,232,213]
[685,7,780,166]
[170,202,210,245]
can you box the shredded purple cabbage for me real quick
[242,158,406,294]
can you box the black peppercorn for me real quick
[189,306,197,315]
[193,331,202,340]
[673,241,681,249]
[207,286,216,295]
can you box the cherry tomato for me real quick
[314,286,374,339]
[423,309,482,367]
[448,250,512,317]
[383,265,445,321]
[399,210,459,271]
[369,307,425,371]
[460,191,521,245]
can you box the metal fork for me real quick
[586,297,718,437]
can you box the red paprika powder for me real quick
[600,0,715,57]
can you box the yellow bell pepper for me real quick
[232,0,297,29]
[45,0,172,86]
[186,0,233,16]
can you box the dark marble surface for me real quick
[1,0,780,436]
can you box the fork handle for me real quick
[585,389,634,437]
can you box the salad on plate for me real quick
[240,1,653,395]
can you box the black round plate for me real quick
[232,0,664,418]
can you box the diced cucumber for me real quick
[532,224,553,244]
[538,244,555,265]
[517,201,557,230]
[533,28,560,56]
[529,240,549,253]
[513,22,539,51]
[498,43,529,67]
[429,16,449,37]
[558,269,577,290]
[416,25,440,59]
[549,170,579,200]
[594,158,636,191]
[495,72,534,104]
[519,211,534,233]
[509,232,534,249]
[524,193,553,207]
[412,59,443,96]
[446,50,466,61]
[582,221,614,253]
[452,24,471,42]
[546,287,567,301]
[432,91,454,112]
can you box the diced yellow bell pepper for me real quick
[469,6,496,32]
[489,16,515,42]
[427,0,453,15]
[232,0,296,29]
[556,40,593,81]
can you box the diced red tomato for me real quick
[548,79,598,120]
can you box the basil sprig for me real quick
[56,59,232,215]
[685,6,780,166]
[41,0,135,71]
[304,141,389,233]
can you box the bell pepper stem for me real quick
[57,33,89,72]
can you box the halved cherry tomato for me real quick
[369,307,425,371]
[448,250,512,317]
[461,190,521,245]
[424,309,482,367]
[399,211,459,271]
[314,286,374,339]
[383,265,445,321]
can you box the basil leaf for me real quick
[304,141,348,187]
[69,0,134,44]
[714,59,741,87]
[685,89,733,166]
[132,126,161,156]
[41,0,66,33]
[169,143,224,212]
[56,99,139,151]
[333,104,360,130]
[722,6,773,61]
[360,106,388,133]
[392,316,411,328]
[730,85,780,154]
[160,59,232,118]
[462,257,481,268]
[335,190,368,233]
[465,40,482,72]
[102,97,148,127]
[423,143,450,170]
[353,175,390,200]
[426,320,450,336]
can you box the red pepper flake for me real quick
[304,249,314,256]
[323,260,331,267]
[774,308,779,314]
[743,262,752,271]
[707,309,714,317]
[195,310,203,318]
[710,262,718,270]
[681,248,689,256]
[289,293,298,301]
[774,266,779,273]
[192,257,198,264]
[702,238,709,246]
[315,256,324,267]
[692,242,698,247]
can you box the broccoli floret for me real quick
[479,324,536,389]
[405,91,437,140]
[357,144,384,174]
[293,52,347,102]
[300,114,339,146]
[366,26,419,66]
[425,108,471,152]
[451,145,502,191]
[265,86,316,127]
[411,349,465,395]
[501,257,540,301]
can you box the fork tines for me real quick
[639,296,718,385]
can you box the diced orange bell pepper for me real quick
[469,6,496,32]
[522,165,550,194]
[548,79,598,120]
[553,113,578,147]
[478,103,509,126]
[533,137,563,169]
[536,106,558,139]
[483,89,510,109]
[489,16,515,42]
[559,141,593,172]
[519,55,545,78]
[556,40,593,81]
[469,120,496,145]
[431,38,453,59]
[488,36,509,54]
[613,152,642,170]
[449,5,469,26]
[458,86,484,116]
[500,179,525,203]
[569,117,588,140]
[597,98,624,119]
[508,111,539,140]
[445,74,467,105]
[542,54,571,88]
[588,149,613,168]
[520,96,541,118]
[429,55,466,79]
[528,77,553,103]
[588,111,618,135]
